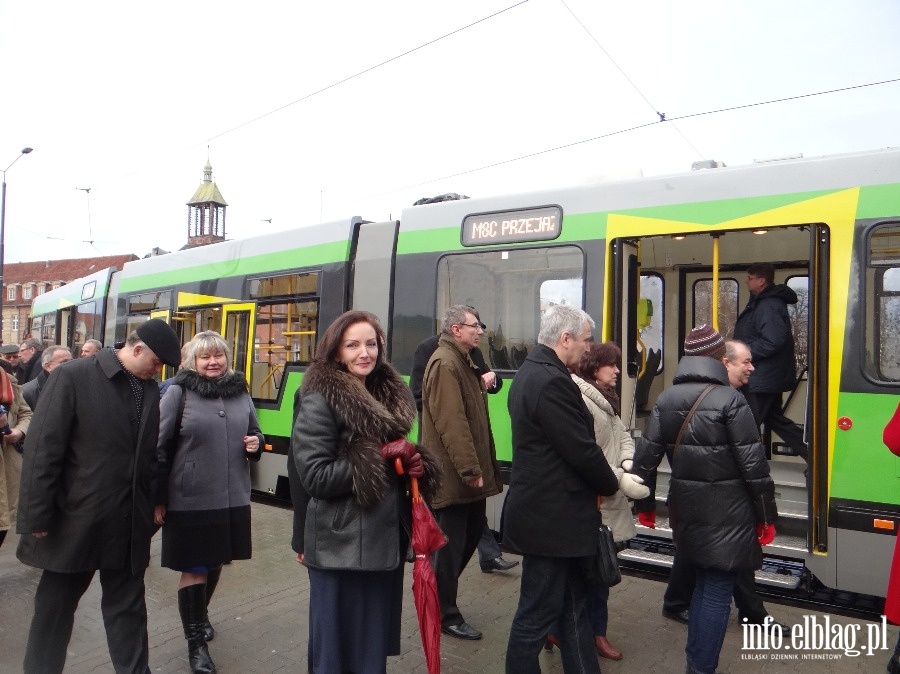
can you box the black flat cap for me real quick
[136,319,182,367]
[0,344,19,355]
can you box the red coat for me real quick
[883,402,900,623]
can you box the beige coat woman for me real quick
[571,374,643,543]
[0,371,32,536]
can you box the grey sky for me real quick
[1,0,898,262]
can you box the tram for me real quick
[30,146,900,602]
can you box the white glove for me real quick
[619,472,650,500]
[621,459,633,472]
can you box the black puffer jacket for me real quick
[733,283,798,393]
[633,357,777,572]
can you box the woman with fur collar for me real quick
[155,331,263,674]
[292,310,439,674]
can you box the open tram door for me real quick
[149,309,174,379]
[610,239,654,431]
[221,303,255,382]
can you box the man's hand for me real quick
[32,532,48,538]
[464,475,484,488]
[481,371,497,390]
[154,505,166,526]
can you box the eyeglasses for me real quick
[18,347,33,354]
[457,322,485,331]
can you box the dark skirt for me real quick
[161,504,252,569]
[307,564,405,674]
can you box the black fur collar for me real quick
[300,360,439,507]
[174,369,249,399]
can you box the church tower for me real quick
[186,160,228,247]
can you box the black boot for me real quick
[888,634,900,674]
[202,567,222,641]
[178,584,217,674]
[0,529,7,548]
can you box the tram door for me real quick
[611,239,641,429]
[221,303,255,380]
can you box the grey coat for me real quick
[17,348,161,574]
[155,370,262,568]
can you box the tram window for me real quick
[639,274,664,372]
[435,246,584,371]
[867,224,900,381]
[785,276,809,375]
[74,301,101,352]
[128,291,171,313]
[252,299,318,400]
[249,272,319,299]
[691,278,739,338]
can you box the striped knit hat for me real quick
[683,324,726,359]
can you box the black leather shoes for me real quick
[441,622,483,640]
[480,556,519,573]
[662,608,690,625]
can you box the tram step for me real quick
[634,518,807,553]
[652,492,808,522]
[618,549,802,590]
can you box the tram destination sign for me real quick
[461,205,562,246]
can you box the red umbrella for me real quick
[397,459,446,674]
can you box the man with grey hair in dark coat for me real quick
[503,304,618,674]
[17,318,181,674]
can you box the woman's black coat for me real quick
[633,356,777,572]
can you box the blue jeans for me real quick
[686,568,735,674]
[505,555,600,674]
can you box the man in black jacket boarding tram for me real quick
[503,304,619,674]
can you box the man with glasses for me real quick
[0,344,22,379]
[421,305,503,641]
[17,339,44,384]
[733,263,809,466]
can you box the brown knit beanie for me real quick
[683,324,726,359]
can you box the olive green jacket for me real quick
[421,334,501,509]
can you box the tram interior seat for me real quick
[509,345,528,369]
[489,337,512,370]
[633,348,661,415]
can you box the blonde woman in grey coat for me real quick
[568,342,649,661]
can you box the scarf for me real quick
[300,360,440,507]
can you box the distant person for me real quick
[0,344,22,377]
[21,346,72,412]
[292,310,439,672]
[80,339,102,358]
[733,263,808,464]
[658,338,788,637]
[17,318,182,674]
[633,325,777,674]
[155,331,263,674]
[409,311,517,576]
[0,367,32,550]
[421,305,504,641]
[503,305,619,674]
[17,338,44,384]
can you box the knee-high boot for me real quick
[888,633,900,674]
[178,584,217,674]
[202,567,222,641]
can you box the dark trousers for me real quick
[752,391,808,462]
[24,568,150,674]
[664,553,767,622]
[476,517,501,563]
[433,500,485,627]
[505,555,600,674]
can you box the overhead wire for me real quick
[204,0,532,143]
[386,76,900,192]
[557,0,705,160]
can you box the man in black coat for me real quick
[17,338,44,384]
[733,263,808,463]
[17,319,182,674]
[503,304,618,674]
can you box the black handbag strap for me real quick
[673,384,717,454]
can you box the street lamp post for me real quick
[0,147,34,344]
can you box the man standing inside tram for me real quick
[733,263,809,465]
